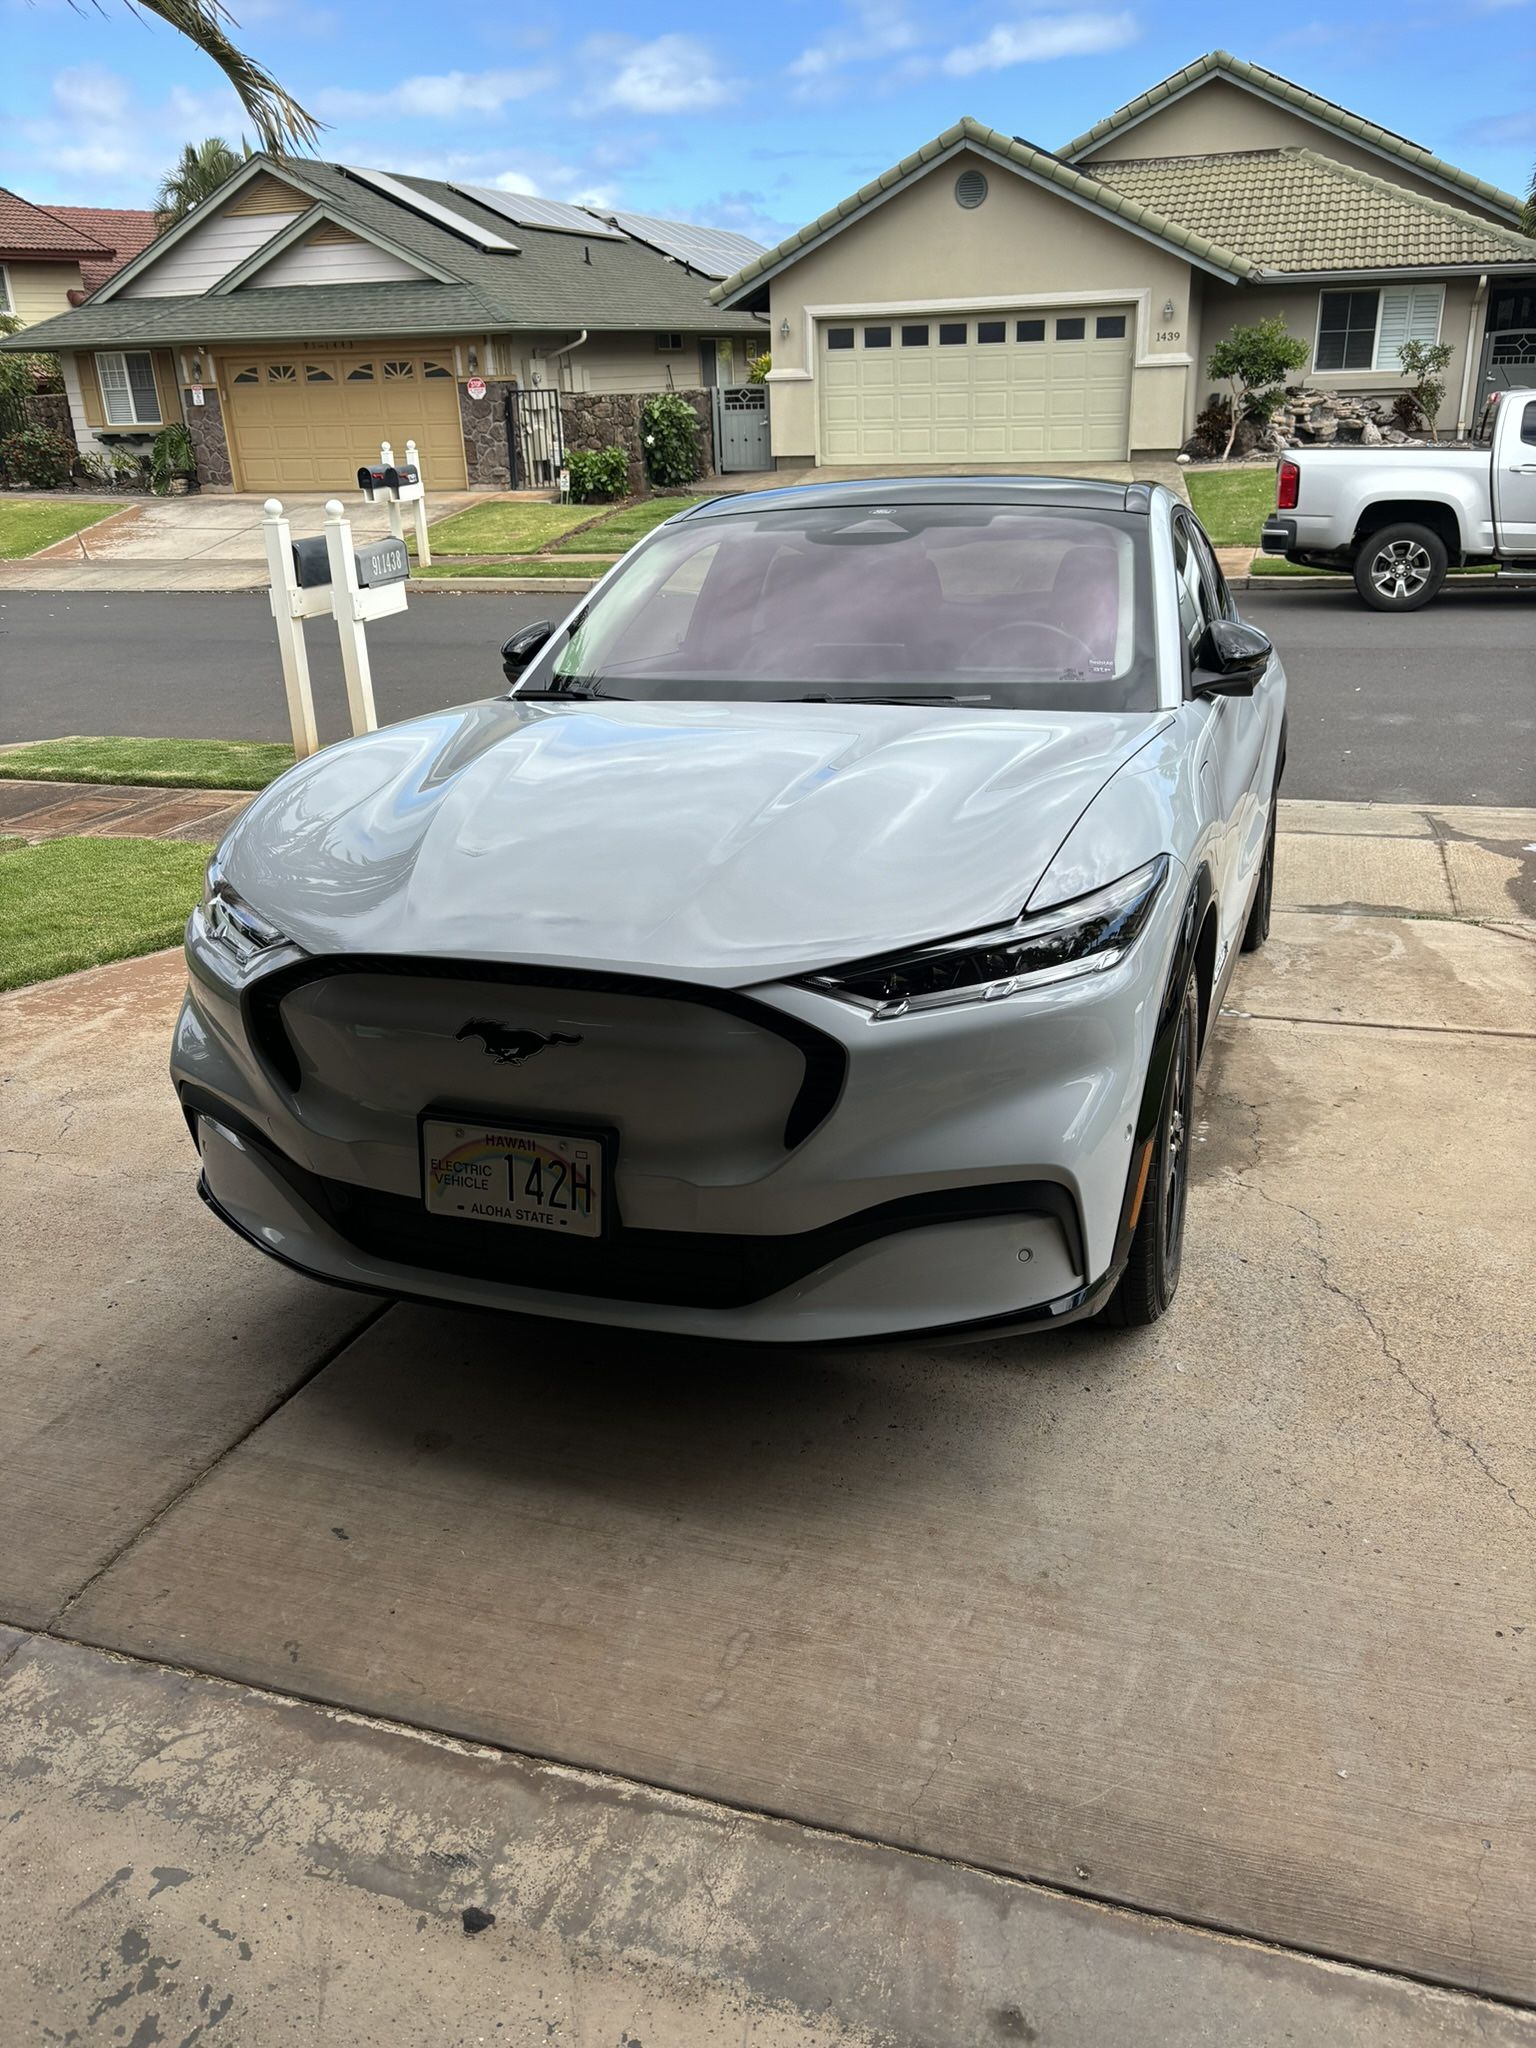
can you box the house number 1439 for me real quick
[1156,328,1182,342]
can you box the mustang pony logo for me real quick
[455,1021,583,1065]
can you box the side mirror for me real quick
[1192,618,1272,698]
[501,621,555,682]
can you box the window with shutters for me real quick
[1315,285,1442,373]
[96,350,162,425]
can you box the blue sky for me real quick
[1,0,1531,237]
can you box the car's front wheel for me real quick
[1353,523,1447,611]
[1100,975,1198,1327]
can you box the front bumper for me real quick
[173,879,1183,1342]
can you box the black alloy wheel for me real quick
[1100,975,1199,1327]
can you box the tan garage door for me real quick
[220,348,468,492]
[820,309,1133,464]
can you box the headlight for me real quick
[199,854,288,966]
[802,856,1169,1018]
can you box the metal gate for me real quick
[504,387,565,489]
[711,383,770,473]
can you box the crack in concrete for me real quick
[1209,1083,1531,1528]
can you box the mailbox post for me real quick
[259,499,321,760]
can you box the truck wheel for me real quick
[1354,524,1447,611]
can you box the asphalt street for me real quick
[0,581,1531,803]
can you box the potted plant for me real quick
[149,422,198,495]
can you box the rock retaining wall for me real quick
[1184,385,1439,460]
[561,390,715,496]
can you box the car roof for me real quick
[679,475,1160,519]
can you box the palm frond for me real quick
[132,0,321,152]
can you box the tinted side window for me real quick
[1188,521,1234,621]
[1173,519,1214,656]
[1522,399,1536,448]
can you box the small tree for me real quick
[1206,317,1310,461]
[641,391,702,487]
[1396,337,1454,441]
[747,351,771,384]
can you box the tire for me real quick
[1353,523,1447,611]
[1100,975,1199,1328]
[1241,807,1277,953]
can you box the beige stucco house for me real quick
[711,51,1536,469]
[4,161,764,492]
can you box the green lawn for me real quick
[550,496,695,552]
[0,498,119,560]
[414,559,612,581]
[426,501,597,556]
[0,835,213,991]
[0,736,293,789]
[1184,468,1277,547]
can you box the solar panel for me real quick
[591,210,766,279]
[451,186,626,239]
[341,167,520,252]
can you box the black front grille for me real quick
[188,1090,1082,1311]
[244,953,847,1152]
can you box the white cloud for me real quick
[588,35,738,114]
[1,67,249,198]
[317,69,557,120]
[789,1,922,99]
[941,10,1138,77]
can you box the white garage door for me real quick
[819,309,1134,464]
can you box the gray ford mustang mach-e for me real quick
[175,478,1286,1342]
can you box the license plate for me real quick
[422,1118,604,1238]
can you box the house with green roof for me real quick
[3,160,765,493]
[710,50,1534,470]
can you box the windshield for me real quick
[524,502,1157,712]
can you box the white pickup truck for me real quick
[1260,386,1536,610]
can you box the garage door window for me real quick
[977,321,1005,344]
[96,350,162,426]
[939,323,967,345]
[1056,318,1086,341]
[231,365,259,385]
[1096,314,1127,340]
[863,327,891,348]
[384,360,415,380]
[902,325,929,346]
[826,328,855,350]
[423,359,453,378]
[347,363,375,381]
[305,364,334,382]
[1016,320,1045,343]
[266,364,297,384]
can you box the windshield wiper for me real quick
[795,692,965,705]
[516,679,625,700]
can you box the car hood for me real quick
[224,696,1169,986]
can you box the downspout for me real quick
[1457,275,1487,437]
[537,330,588,392]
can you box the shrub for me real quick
[1206,318,1310,460]
[1187,393,1233,460]
[747,351,771,384]
[0,425,75,490]
[1389,391,1424,435]
[567,444,629,502]
[150,422,197,494]
[1396,338,1454,442]
[641,391,701,487]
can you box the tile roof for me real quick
[1059,51,1523,223]
[1090,150,1536,272]
[710,115,1259,306]
[0,186,112,261]
[48,206,160,293]
[6,157,764,350]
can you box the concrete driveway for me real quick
[2,800,1532,2043]
[10,486,484,591]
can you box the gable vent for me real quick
[955,169,989,210]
